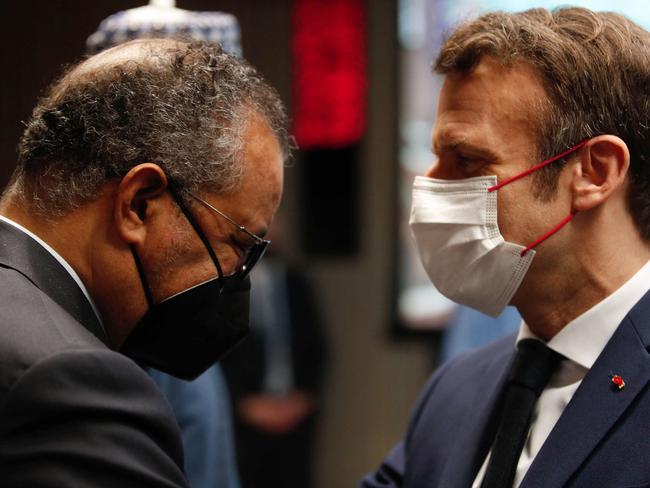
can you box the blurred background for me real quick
[3,1,650,487]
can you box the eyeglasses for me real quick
[187,192,270,278]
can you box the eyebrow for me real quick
[432,138,500,162]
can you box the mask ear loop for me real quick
[129,182,227,310]
[167,183,225,280]
[131,245,155,307]
[488,140,589,193]
[486,140,589,257]
[519,212,576,256]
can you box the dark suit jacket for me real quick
[0,220,188,487]
[362,290,650,488]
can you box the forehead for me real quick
[238,112,284,207]
[207,112,284,233]
[433,58,547,153]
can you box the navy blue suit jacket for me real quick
[362,291,650,487]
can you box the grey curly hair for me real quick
[9,38,289,215]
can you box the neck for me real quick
[0,199,96,285]
[515,218,650,341]
[0,190,144,348]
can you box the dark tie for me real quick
[481,339,564,488]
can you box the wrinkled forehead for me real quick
[240,113,284,203]
[436,59,548,136]
[439,58,546,114]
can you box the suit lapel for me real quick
[0,219,108,345]
[522,292,650,487]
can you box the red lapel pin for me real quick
[610,374,626,390]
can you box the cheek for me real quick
[144,231,215,302]
[496,187,572,250]
[148,253,216,303]
[209,242,242,276]
[495,187,542,245]
[495,189,520,242]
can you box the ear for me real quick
[570,135,630,212]
[114,163,168,245]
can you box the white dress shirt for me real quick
[0,215,104,328]
[473,258,650,487]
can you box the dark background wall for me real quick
[1,2,433,486]
[1,0,292,185]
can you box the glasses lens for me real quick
[240,240,270,277]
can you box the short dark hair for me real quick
[435,7,650,240]
[11,38,289,215]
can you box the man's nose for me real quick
[424,162,437,178]
[424,160,454,180]
[424,158,466,180]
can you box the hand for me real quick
[237,391,316,434]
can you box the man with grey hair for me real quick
[0,38,287,487]
[364,6,650,488]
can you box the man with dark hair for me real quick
[363,7,650,488]
[0,38,287,487]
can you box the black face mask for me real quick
[121,270,250,380]
[120,190,251,380]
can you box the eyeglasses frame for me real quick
[185,191,270,279]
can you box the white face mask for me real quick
[409,175,535,317]
[408,141,586,317]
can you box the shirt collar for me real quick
[517,259,650,370]
[0,215,104,329]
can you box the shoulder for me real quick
[407,334,515,438]
[0,267,187,487]
[0,266,105,390]
[0,347,187,487]
[360,336,517,488]
[2,347,177,423]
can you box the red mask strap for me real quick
[520,211,576,257]
[488,140,589,193]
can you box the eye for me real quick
[456,154,484,174]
